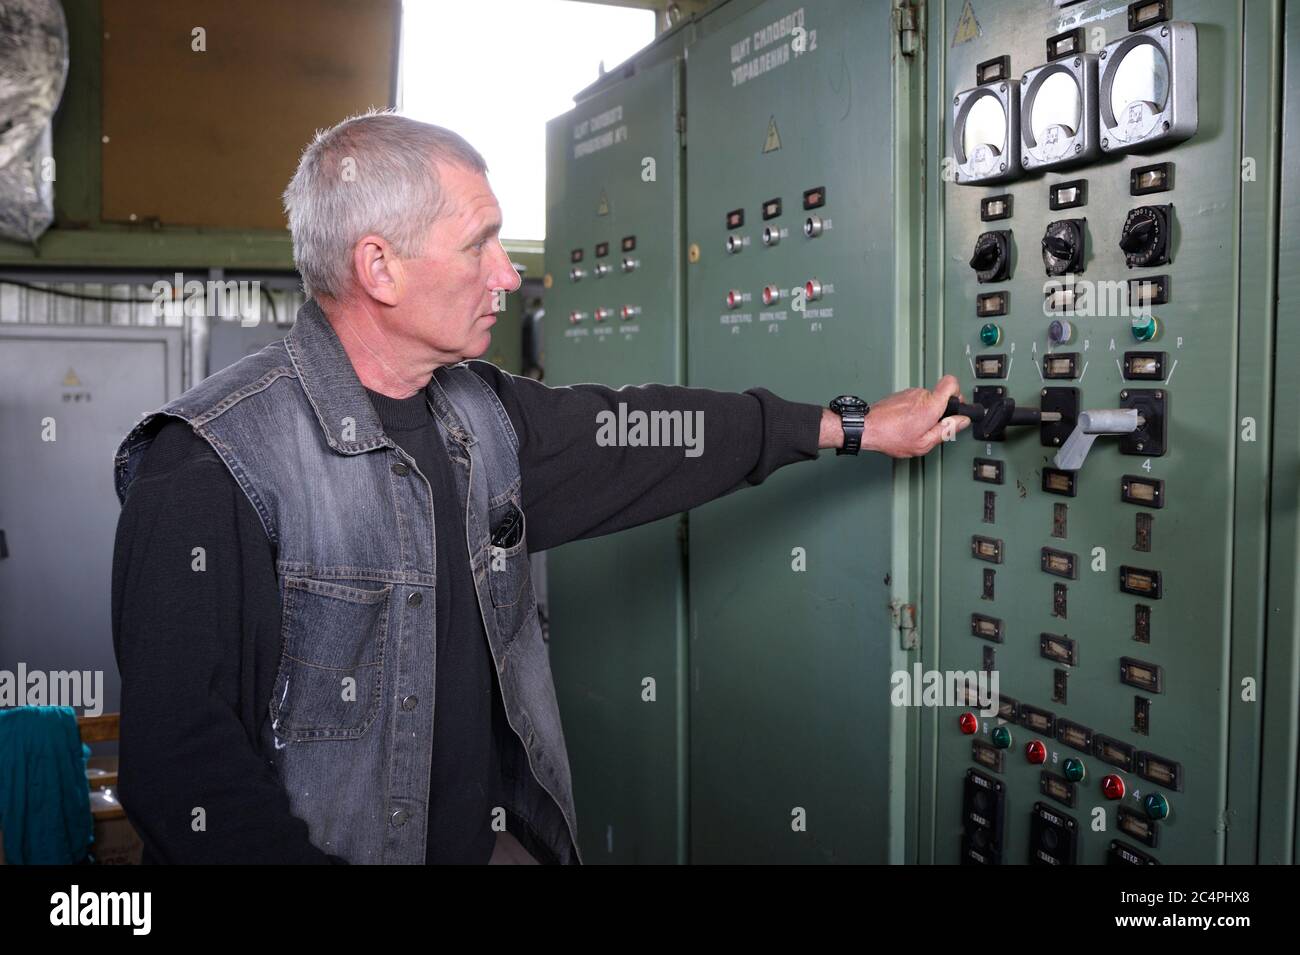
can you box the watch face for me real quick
[831,395,869,413]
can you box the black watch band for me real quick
[829,395,870,456]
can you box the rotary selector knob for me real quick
[1042,219,1086,276]
[969,230,1012,283]
[1119,205,1172,269]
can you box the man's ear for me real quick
[351,235,402,307]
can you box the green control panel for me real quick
[921,0,1273,864]
[542,51,688,863]
[542,0,1292,865]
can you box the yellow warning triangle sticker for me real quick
[597,190,609,216]
[762,116,782,154]
[62,367,81,387]
[952,0,981,46]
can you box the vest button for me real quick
[401,694,418,711]
[407,591,422,607]
[390,809,409,828]
[391,462,410,476]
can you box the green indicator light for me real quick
[1063,757,1086,782]
[1144,792,1170,820]
[991,725,1012,749]
[980,323,1002,347]
[1131,314,1160,342]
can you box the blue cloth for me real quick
[0,706,93,864]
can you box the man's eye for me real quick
[472,238,488,251]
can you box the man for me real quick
[111,112,970,865]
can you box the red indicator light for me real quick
[1101,774,1126,800]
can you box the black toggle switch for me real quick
[944,394,1065,442]
[969,230,1012,283]
[1045,236,1073,257]
[1119,219,1153,252]
[1119,205,1172,269]
[1042,219,1085,276]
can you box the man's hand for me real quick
[820,375,971,458]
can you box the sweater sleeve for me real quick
[111,420,341,863]
[467,362,824,551]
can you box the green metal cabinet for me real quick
[542,50,689,864]
[683,0,925,864]
[918,0,1280,865]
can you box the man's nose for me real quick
[488,241,522,293]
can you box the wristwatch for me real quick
[829,395,870,455]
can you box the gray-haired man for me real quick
[111,112,969,864]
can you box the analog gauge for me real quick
[963,93,1007,160]
[1031,70,1081,144]
[1100,22,1197,152]
[953,82,1020,184]
[1021,56,1099,170]
[1110,41,1169,127]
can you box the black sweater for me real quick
[110,360,822,863]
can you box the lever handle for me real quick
[944,397,985,420]
[1053,408,1144,470]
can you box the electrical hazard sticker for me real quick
[762,116,782,154]
[952,0,981,46]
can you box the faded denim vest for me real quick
[113,299,581,864]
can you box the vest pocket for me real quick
[487,500,530,609]
[269,576,392,741]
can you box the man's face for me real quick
[389,162,521,364]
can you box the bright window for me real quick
[399,0,656,241]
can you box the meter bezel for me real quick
[952,82,1021,184]
[1099,21,1198,153]
[1020,54,1100,171]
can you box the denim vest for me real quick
[113,300,581,864]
